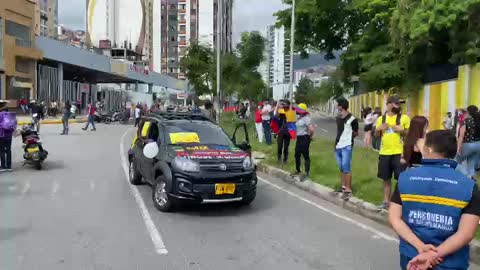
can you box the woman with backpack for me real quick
[0,100,17,172]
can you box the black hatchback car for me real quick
[128,112,257,212]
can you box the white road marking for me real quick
[320,128,328,132]
[21,182,31,195]
[258,176,399,243]
[89,180,95,192]
[120,130,168,255]
[8,185,17,191]
[51,181,59,199]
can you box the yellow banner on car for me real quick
[170,132,200,144]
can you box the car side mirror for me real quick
[143,142,159,159]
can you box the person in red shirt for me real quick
[82,101,97,131]
[255,102,264,143]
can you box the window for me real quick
[179,36,186,42]
[16,57,31,73]
[5,20,31,41]
[179,14,186,21]
[179,25,186,32]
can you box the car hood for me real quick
[170,144,248,160]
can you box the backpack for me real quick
[0,112,17,131]
[376,113,402,138]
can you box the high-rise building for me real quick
[154,0,232,79]
[86,0,153,65]
[35,0,58,38]
[262,25,291,100]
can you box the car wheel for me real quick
[241,190,256,206]
[129,159,143,185]
[152,176,174,212]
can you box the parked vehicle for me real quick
[94,112,112,124]
[19,125,48,170]
[128,112,256,212]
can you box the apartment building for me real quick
[0,0,43,103]
[155,0,232,79]
[35,0,58,38]
[261,25,291,99]
[86,0,153,65]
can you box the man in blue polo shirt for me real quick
[389,130,480,270]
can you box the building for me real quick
[154,0,232,79]
[261,25,291,100]
[57,25,86,47]
[35,0,58,38]
[0,0,43,104]
[86,0,153,66]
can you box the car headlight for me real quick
[243,157,254,170]
[173,157,200,172]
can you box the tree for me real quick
[180,44,215,97]
[275,0,480,94]
[236,31,266,70]
[180,31,268,101]
[295,77,315,103]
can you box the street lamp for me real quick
[216,0,223,123]
[288,0,295,103]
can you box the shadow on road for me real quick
[0,226,31,242]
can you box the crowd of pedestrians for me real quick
[248,95,480,269]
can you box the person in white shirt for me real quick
[261,101,273,145]
[443,112,453,130]
[134,105,141,127]
[363,107,374,147]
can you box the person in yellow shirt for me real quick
[375,96,411,210]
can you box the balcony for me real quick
[179,9,186,14]
[5,35,42,60]
[179,0,186,2]
[179,30,186,35]
[179,40,187,46]
[178,19,186,24]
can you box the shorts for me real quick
[378,154,402,181]
[364,124,373,132]
[335,145,353,173]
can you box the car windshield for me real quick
[165,121,234,146]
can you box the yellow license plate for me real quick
[215,183,236,195]
[27,147,39,153]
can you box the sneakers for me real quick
[291,171,301,177]
[91,128,96,131]
[82,127,87,131]
[335,186,346,194]
[0,168,12,172]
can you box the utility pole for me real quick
[288,0,295,103]
[215,0,222,123]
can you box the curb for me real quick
[17,119,87,125]
[256,162,480,264]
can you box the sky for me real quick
[58,0,287,44]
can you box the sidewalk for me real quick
[16,115,87,125]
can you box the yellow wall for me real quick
[349,63,480,130]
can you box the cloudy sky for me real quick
[58,0,287,43]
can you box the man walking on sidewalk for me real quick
[82,101,96,131]
[375,96,410,210]
[334,98,359,200]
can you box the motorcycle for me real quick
[94,112,112,124]
[17,125,48,170]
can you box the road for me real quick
[312,113,368,146]
[2,123,404,270]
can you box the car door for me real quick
[232,123,252,154]
[140,120,160,182]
